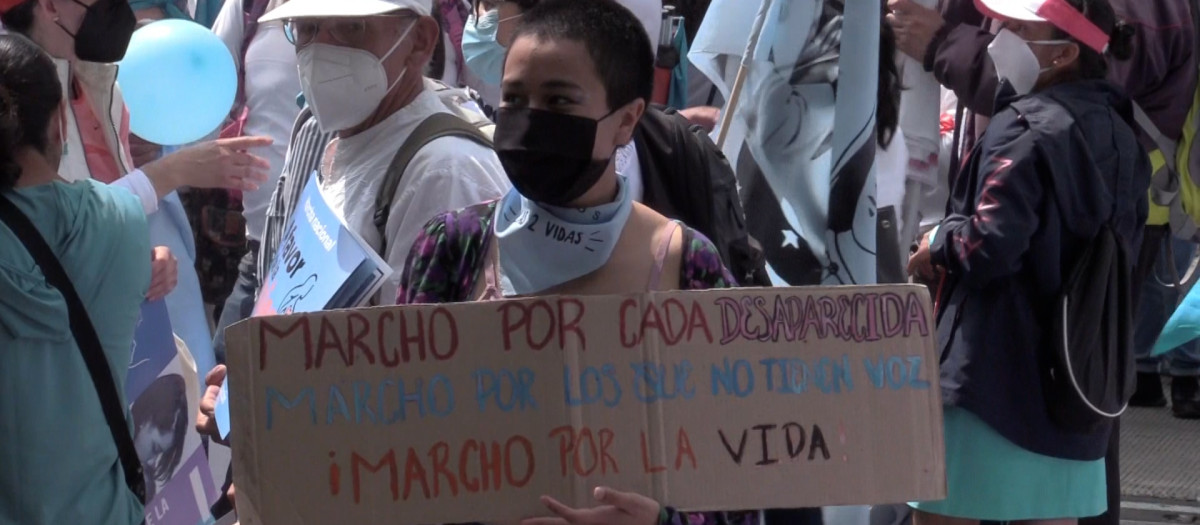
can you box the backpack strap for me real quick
[1133,101,1200,243]
[372,112,493,256]
[0,193,147,504]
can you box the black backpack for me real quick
[634,106,769,286]
[1044,220,1136,433]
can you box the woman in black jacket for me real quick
[906,0,1146,524]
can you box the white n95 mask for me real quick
[987,29,1067,96]
[297,21,415,132]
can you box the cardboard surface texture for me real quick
[225,286,945,525]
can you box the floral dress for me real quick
[398,200,756,525]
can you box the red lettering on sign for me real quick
[350,449,398,503]
[428,441,458,497]
[258,317,311,371]
[499,302,526,351]
[346,313,376,365]
[640,431,666,473]
[504,435,536,488]
[378,311,399,367]
[429,308,459,360]
[500,299,587,352]
[675,428,697,470]
[398,311,426,362]
[314,317,348,369]
[558,298,586,350]
[480,441,502,491]
[459,440,481,493]
[619,299,640,348]
[549,425,575,477]
[402,447,431,500]
[599,428,619,474]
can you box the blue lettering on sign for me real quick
[326,384,351,424]
[863,355,931,390]
[759,356,853,394]
[353,381,379,424]
[630,360,696,403]
[710,358,754,398]
[564,364,622,407]
[474,367,539,412]
[265,386,316,430]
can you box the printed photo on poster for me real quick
[690,0,881,286]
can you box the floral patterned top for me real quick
[399,200,738,304]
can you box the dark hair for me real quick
[131,373,189,496]
[513,0,655,110]
[877,9,901,148]
[0,0,35,34]
[1053,0,1135,80]
[426,5,447,80]
[0,34,63,190]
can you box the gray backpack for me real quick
[371,80,495,255]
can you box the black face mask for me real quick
[494,107,616,206]
[56,0,137,63]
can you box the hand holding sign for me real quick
[196,364,230,444]
[523,487,661,525]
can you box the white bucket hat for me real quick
[260,0,431,23]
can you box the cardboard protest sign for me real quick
[226,286,945,525]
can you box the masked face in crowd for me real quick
[286,13,425,132]
[461,1,523,86]
[43,0,137,63]
[493,34,644,207]
[987,19,1079,96]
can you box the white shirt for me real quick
[618,0,663,52]
[238,24,301,240]
[212,1,302,240]
[320,89,510,301]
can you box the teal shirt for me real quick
[0,180,150,525]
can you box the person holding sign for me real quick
[400,0,736,304]
[399,2,750,524]
[906,0,1146,524]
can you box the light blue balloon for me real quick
[118,19,236,146]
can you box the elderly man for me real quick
[210,0,509,355]
[201,0,508,514]
[260,0,508,298]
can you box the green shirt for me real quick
[0,180,150,524]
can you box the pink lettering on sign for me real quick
[716,292,929,345]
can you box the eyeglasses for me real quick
[284,15,416,48]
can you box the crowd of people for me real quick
[0,0,1196,523]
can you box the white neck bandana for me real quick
[493,176,633,295]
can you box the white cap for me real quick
[260,0,431,23]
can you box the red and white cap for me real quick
[975,0,1110,53]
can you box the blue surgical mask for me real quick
[462,10,516,86]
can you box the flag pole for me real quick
[716,0,775,150]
